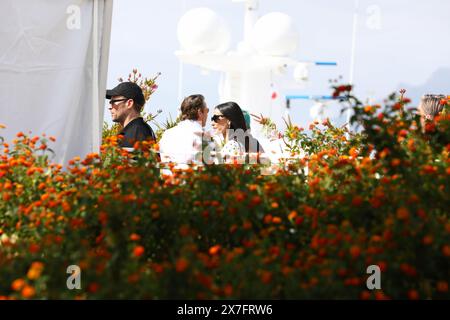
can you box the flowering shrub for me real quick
[0,88,449,300]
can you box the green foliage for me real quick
[0,88,449,300]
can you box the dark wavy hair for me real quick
[215,102,249,152]
[180,94,206,121]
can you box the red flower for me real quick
[29,244,40,254]
[349,245,361,259]
[407,290,419,300]
[175,258,189,272]
[129,233,141,241]
[396,207,409,220]
[351,196,363,207]
[133,245,145,258]
[437,281,448,293]
[88,282,100,293]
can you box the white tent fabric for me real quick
[0,0,113,164]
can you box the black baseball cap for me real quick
[106,82,145,106]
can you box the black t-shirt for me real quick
[119,117,156,148]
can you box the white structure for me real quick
[0,0,113,164]
[176,0,314,135]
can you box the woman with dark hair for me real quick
[211,102,247,160]
[211,102,264,163]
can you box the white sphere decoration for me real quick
[251,12,299,56]
[177,8,231,54]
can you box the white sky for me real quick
[105,0,450,129]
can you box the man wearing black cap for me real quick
[106,82,156,148]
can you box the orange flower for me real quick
[133,245,145,258]
[260,271,272,284]
[263,214,272,224]
[223,284,233,297]
[209,245,221,256]
[21,285,36,299]
[179,225,190,236]
[377,261,387,272]
[196,273,212,289]
[349,147,359,158]
[127,273,140,284]
[272,216,282,224]
[288,210,297,220]
[349,245,361,259]
[370,197,382,208]
[437,281,448,293]
[396,207,409,220]
[250,196,262,206]
[234,191,246,202]
[400,263,417,277]
[175,258,189,272]
[390,158,401,167]
[422,235,433,245]
[61,201,71,212]
[360,291,371,300]
[2,192,10,202]
[374,291,389,300]
[363,106,374,114]
[442,245,450,257]
[407,289,419,300]
[351,196,363,207]
[407,139,416,152]
[27,262,44,280]
[242,220,252,230]
[11,279,26,291]
[88,282,100,293]
[129,233,141,241]
[29,243,40,254]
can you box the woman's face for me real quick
[211,108,229,135]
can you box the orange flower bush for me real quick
[0,86,448,299]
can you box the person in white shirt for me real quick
[159,94,209,165]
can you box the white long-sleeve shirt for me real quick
[159,120,204,165]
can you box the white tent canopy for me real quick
[0,0,113,164]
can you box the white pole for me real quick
[177,62,184,103]
[347,0,359,131]
[177,0,187,103]
[243,0,258,43]
[92,0,100,152]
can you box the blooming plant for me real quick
[0,86,448,300]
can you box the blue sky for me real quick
[105,0,450,129]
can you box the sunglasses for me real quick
[211,115,225,122]
[109,98,128,105]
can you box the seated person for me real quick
[211,102,264,164]
[159,94,209,165]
